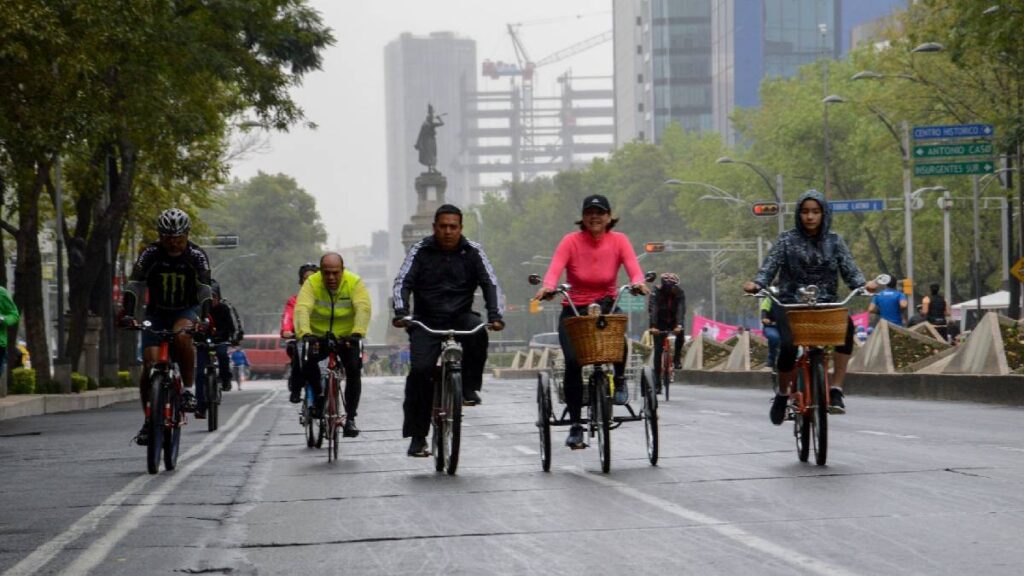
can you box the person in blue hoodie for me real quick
[743,190,879,425]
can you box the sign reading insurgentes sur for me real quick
[913,161,994,177]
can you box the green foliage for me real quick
[9,368,35,394]
[70,372,88,393]
[117,371,132,389]
[36,380,61,394]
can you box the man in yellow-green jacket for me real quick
[294,252,372,438]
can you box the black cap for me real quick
[581,194,611,213]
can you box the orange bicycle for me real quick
[648,328,678,400]
[751,275,885,466]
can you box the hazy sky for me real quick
[229,0,613,248]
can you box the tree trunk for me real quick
[14,160,52,382]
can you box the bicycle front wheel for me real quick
[795,366,810,462]
[147,376,166,475]
[593,372,611,473]
[206,368,219,432]
[811,357,828,466]
[661,345,672,401]
[438,369,463,475]
[163,382,182,471]
[327,373,341,462]
[536,373,552,472]
[640,367,658,466]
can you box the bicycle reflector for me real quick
[645,242,666,253]
[751,202,780,217]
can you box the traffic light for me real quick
[901,278,913,295]
[644,242,665,253]
[751,202,780,217]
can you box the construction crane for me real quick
[481,27,612,81]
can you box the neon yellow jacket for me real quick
[294,269,371,339]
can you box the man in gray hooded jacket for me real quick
[743,190,879,424]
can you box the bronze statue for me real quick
[414,103,445,173]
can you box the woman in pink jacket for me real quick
[533,194,649,449]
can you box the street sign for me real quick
[617,294,646,312]
[751,202,779,216]
[913,142,993,159]
[1012,257,1024,284]
[830,199,885,213]
[912,123,994,140]
[201,234,239,249]
[913,161,994,177]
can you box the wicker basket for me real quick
[563,314,628,365]
[786,307,849,346]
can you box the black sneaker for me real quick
[770,394,788,425]
[289,389,301,404]
[407,436,429,457]
[463,389,482,406]
[221,380,232,392]
[565,424,586,449]
[343,418,360,438]
[829,387,846,414]
[181,390,197,412]
[194,407,207,420]
[134,423,149,446]
[673,359,682,370]
[613,380,629,405]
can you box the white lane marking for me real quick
[56,392,277,576]
[698,409,732,416]
[513,445,537,455]
[482,432,500,440]
[569,469,861,576]
[858,430,919,440]
[1,392,274,576]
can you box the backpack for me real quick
[926,295,947,325]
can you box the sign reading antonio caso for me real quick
[912,123,994,140]
[830,199,885,213]
[914,142,993,158]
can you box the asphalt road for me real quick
[1,375,1022,575]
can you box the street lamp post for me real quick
[212,253,258,275]
[911,186,950,303]
[713,159,784,234]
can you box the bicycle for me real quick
[750,275,886,466]
[402,318,491,475]
[649,328,678,401]
[194,335,223,432]
[530,272,658,473]
[301,334,357,462]
[124,321,195,474]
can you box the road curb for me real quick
[678,369,1024,406]
[0,388,139,421]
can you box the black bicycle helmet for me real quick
[298,263,318,285]
[157,208,191,236]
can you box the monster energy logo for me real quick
[160,273,187,305]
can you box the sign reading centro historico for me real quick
[913,161,994,177]
[912,123,994,140]
[914,142,994,158]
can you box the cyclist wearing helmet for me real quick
[280,263,318,403]
[194,279,243,417]
[648,272,686,389]
[120,208,213,445]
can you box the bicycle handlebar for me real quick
[542,282,643,317]
[401,317,491,337]
[748,285,872,309]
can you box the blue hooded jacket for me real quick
[752,190,865,303]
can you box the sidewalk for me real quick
[0,388,139,421]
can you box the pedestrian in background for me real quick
[868,276,908,327]
[230,346,250,390]
[0,285,21,376]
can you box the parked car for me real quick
[528,332,560,350]
[238,334,290,379]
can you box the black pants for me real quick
[558,304,626,423]
[651,331,683,378]
[403,312,488,438]
[776,313,854,372]
[286,340,303,393]
[301,337,362,418]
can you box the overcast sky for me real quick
[229,0,613,248]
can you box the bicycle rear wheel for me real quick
[811,357,828,466]
[164,381,182,471]
[536,373,552,472]
[795,366,810,462]
[147,376,166,474]
[640,367,658,465]
[661,344,672,401]
[593,372,611,473]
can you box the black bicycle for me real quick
[195,336,222,432]
[403,318,490,475]
[125,321,194,474]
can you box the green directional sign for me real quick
[913,161,994,177]
[913,142,993,159]
[617,294,647,312]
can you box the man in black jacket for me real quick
[392,204,505,457]
[648,272,686,389]
[195,279,243,417]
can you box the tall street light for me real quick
[911,186,951,302]
[713,158,784,234]
[212,253,258,275]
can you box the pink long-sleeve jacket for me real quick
[542,230,644,307]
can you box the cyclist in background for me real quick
[743,190,878,425]
[195,279,243,418]
[648,272,686,389]
[295,252,371,438]
[120,208,212,445]
[281,263,319,403]
[393,204,505,457]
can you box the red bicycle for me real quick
[648,328,678,401]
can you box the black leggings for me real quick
[775,313,854,372]
[558,304,626,423]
